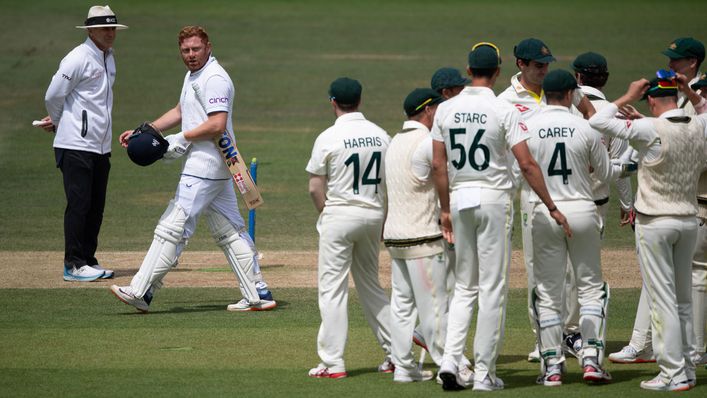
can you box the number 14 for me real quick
[345,151,382,194]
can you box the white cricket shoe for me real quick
[640,374,691,391]
[226,298,277,312]
[378,356,394,373]
[537,363,563,386]
[435,363,474,386]
[393,367,434,383]
[582,357,612,383]
[438,360,472,391]
[473,375,504,391]
[91,264,114,279]
[308,364,347,379]
[608,345,655,363]
[110,285,150,313]
[63,265,104,282]
[527,344,541,362]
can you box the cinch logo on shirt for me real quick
[209,97,229,104]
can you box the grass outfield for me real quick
[2,0,706,252]
[0,287,703,397]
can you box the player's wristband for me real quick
[547,205,557,212]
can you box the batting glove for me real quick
[163,132,190,160]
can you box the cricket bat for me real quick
[191,82,264,210]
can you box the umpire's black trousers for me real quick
[55,148,111,269]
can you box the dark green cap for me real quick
[571,52,608,74]
[662,37,705,63]
[542,69,579,92]
[691,73,707,90]
[329,77,362,105]
[468,42,502,69]
[404,88,444,117]
[431,67,470,92]
[514,38,556,63]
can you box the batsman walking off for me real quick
[306,77,393,379]
[110,26,275,313]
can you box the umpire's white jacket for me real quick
[45,37,115,155]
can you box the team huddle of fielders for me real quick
[306,37,707,391]
[38,4,706,394]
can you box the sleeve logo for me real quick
[208,97,229,104]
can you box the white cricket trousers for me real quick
[691,219,707,358]
[636,214,697,383]
[390,252,450,371]
[315,205,391,371]
[443,189,513,383]
[532,200,606,363]
[626,217,706,356]
[521,189,579,337]
[129,175,259,295]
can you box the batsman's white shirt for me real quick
[180,55,234,180]
[306,112,389,209]
[45,38,115,154]
[431,86,527,191]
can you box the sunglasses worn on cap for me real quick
[471,41,502,64]
[656,69,676,80]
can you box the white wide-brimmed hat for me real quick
[76,5,128,29]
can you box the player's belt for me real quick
[594,197,609,206]
[698,197,707,206]
[384,234,443,248]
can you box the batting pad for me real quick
[580,282,610,363]
[130,200,187,297]
[204,210,260,303]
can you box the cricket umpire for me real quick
[38,5,127,282]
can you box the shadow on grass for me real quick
[346,367,386,378]
[115,300,291,315]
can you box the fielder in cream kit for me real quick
[498,38,585,361]
[306,77,393,379]
[432,43,570,391]
[524,70,622,386]
[111,26,274,312]
[590,76,707,391]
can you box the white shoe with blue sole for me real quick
[91,265,114,279]
[63,265,104,282]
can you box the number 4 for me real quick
[548,142,572,184]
